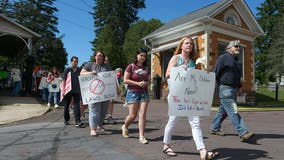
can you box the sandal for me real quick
[90,130,97,137]
[163,147,177,157]
[202,151,220,160]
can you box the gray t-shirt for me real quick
[83,62,112,73]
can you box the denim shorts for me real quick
[125,90,150,104]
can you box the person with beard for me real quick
[209,40,254,142]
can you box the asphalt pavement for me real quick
[0,96,284,160]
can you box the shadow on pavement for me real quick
[214,148,272,160]
[150,135,194,142]
[106,128,159,136]
[0,96,42,105]
[241,133,284,145]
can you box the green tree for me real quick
[8,0,67,71]
[0,0,12,15]
[92,0,145,69]
[40,37,67,71]
[255,0,284,84]
[266,14,284,77]
[122,19,163,65]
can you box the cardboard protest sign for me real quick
[168,67,215,117]
[79,71,117,105]
[48,78,61,93]
[60,72,71,102]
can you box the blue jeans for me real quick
[48,92,59,105]
[210,85,248,136]
[12,81,21,96]
[42,88,48,102]
[88,101,109,129]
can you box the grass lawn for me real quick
[213,87,284,111]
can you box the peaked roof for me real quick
[147,1,225,37]
[144,0,263,40]
[0,14,40,38]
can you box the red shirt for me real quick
[116,72,121,78]
[125,63,149,93]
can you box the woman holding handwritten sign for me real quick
[162,36,219,160]
[121,48,150,144]
[80,51,112,137]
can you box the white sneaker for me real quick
[54,104,59,108]
[47,103,51,107]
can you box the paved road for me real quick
[0,100,284,160]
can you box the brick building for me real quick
[143,0,264,104]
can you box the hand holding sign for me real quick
[91,71,97,75]
[168,67,215,117]
[79,71,117,105]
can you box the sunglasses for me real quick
[234,46,240,48]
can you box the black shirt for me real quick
[62,67,81,94]
[213,53,242,88]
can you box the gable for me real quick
[144,0,264,44]
[214,5,250,30]
[208,0,263,34]
[0,15,40,38]
[144,0,227,39]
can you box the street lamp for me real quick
[275,73,281,101]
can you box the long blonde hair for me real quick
[174,36,197,61]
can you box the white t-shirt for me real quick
[48,78,61,92]
[11,68,21,82]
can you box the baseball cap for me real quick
[226,40,240,49]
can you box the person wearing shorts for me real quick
[121,48,150,144]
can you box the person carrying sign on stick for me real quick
[61,56,82,127]
[80,51,113,136]
[162,36,219,160]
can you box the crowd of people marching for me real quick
[2,37,256,160]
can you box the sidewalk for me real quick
[0,96,50,125]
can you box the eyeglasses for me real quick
[234,46,240,48]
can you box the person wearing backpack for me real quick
[121,48,150,144]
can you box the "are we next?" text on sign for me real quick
[168,67,215,117]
